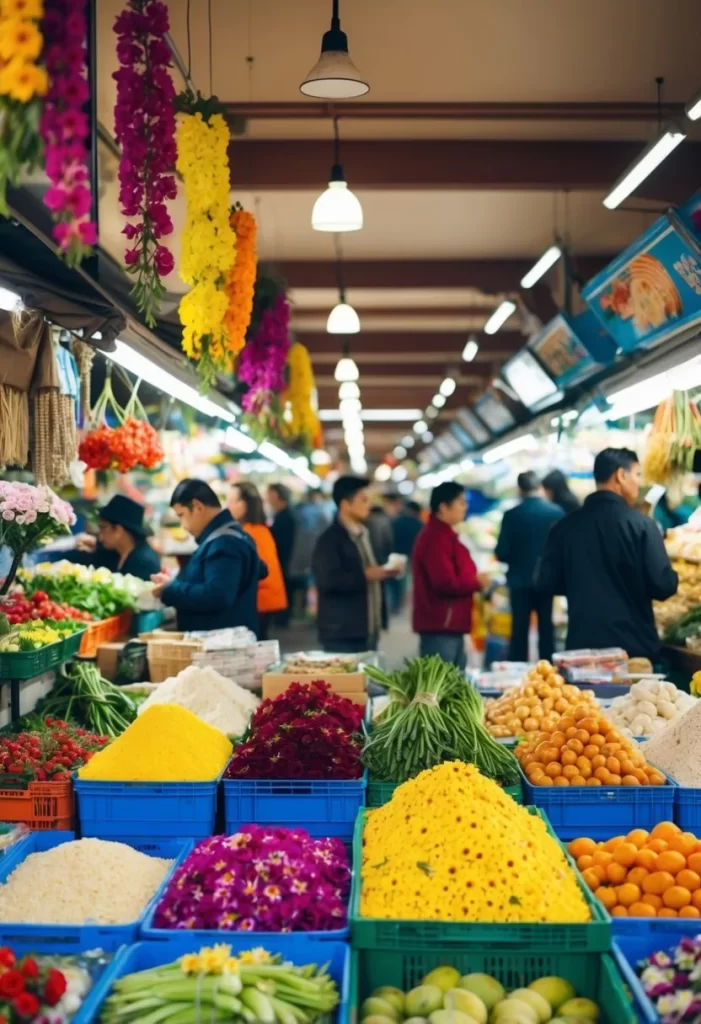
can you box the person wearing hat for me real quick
[68,496,161,580]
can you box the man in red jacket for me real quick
[412,481,484,669]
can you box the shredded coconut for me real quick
[138,664,259,737]
[0,839,171,924]
[640,698,701,786]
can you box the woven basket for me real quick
[147,638,202,683]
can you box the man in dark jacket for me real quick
[496,471,564,661]
[267,483,296,626]
[312,476,398,652]
[67,495,161,580]
[412,481,484,669]
[536,448,678,660]
[151,479,267,633]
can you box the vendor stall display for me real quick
[608,679,696,738]
[37,662,138,737]
[137,663,258,738]
[485,661,598,738]
[554,648,631,683]
[641,699,701,787]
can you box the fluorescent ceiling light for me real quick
[292,457,322,488]
[439,377,456,397]
[687,90,701,121]
[107,340,236,422]
[375,463,392,482]
[319,408,421,422]
[482,433,537,465]
[426,406,438,419]
[603,128,686,210]
[224,427,258,454]
[327,300,360,333]
[312,178,363,232]
[392,466,407,482]
[334,356,359,382]
[0,286,21,311]
[413,419,427,434]
[338,380,360,400]
[462,338,479,362]
[393,445,407,459]
[402,435,415,448]
[484,301,517,336]
[340,397,362,414]
[422,431,434,443]
[432,393,446,408]
[259,440,293,468]
[460,458,475,472]
[520,245,562,289]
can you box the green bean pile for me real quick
[39,662,137,737]
[363,656,519,785]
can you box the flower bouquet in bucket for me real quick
[0,483,75,595]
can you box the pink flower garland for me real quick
[113,0,177,326]
[40,0,97,266]
[239,293,291,413]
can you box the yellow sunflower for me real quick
[0,0,44,19]
[0,17,42,62]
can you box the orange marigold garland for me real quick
[224,206,257,357]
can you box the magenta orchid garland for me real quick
[239,292,291,415]
[113,0,177,326]
[40,0,97,266]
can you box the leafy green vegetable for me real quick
[23,574,137,619]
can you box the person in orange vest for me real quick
[227,481,289,640]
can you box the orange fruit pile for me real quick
[486,661,597,738]
[515,704,666,786]
[569,822,701,918]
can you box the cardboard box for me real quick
[262,671,367,701]
[96,641,128,682]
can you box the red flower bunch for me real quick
[78,373,163,473]
[226,681,364,780]
[41,0,97,266]
[113,0,177,326]
[0,945,67,1020]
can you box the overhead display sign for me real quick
[474,389,516,435]
[455,406,490,445]
[582,215,701,353]
[449,420,475,451]
[502,349,559,410]
[529,314,596,389]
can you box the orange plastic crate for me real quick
[0,780,74,830]
[78,610,132,657]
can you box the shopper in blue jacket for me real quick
[151,479,268,634]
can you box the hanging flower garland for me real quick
[40,0,96,266]
[282,341,322,452]
[113,0,177,326]
[0,0,48,215]
[238,281,291,440]
[223,205,257,359]
[176,94,235,387]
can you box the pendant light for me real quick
[334,346,359,382]
[339,380,360,400]
[327,234,361,333]
[300,0,369,99]
[312,117,363,232]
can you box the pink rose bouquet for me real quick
[0,483,75,594]
[153,826,350,933]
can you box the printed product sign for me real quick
[530,315,595,388]
[582,216,701,353]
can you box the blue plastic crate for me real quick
[613,925,701,1024]
[0,831,193,952]
[75,776,219,839]
[132,609,165,635]
[666,772,701,830]
[90,936,350,1024]
[223,770,367,841]
[520,767,675,840]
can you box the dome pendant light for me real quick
[334,341,359,383]
[327,239,360,333]
[300,0,369,99]
[312,117,363,232]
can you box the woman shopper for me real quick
[228,482,288,639]
[541,469,580,514]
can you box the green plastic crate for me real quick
[350,806,611,951]
[60,628,87,660]
[0,640,64,681]
[349,948,635,1024]
[367,778,522,808]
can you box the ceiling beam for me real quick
[226,101,685,123]
[229,140,699,200]
[279,258,612,290]
[308,350,517,364]
[299,330,523,354]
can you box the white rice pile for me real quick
[0,839,172,924]
[641,698,701,786]
[138,664,259,737]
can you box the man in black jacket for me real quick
[312,476,399,652]
[536,448,678,661]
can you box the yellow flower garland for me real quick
[0,0,47,102]
[282,342,322,448]
[176,110,235,384]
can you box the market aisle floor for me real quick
[275,605,418,671]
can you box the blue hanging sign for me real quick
[529,314,594,389]
[582,215,701,353]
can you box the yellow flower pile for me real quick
[224,208,257,358]
[0,0,48,103]
[78,704,233,782]
[281,342,322,447]
[360,761,591,924]
[176,111,236,384]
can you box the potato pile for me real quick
[485,660,597,738]
[516,704,667,787]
